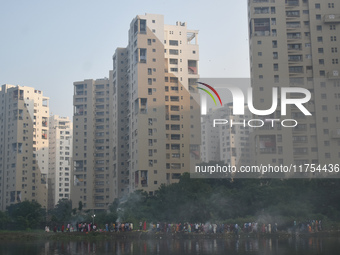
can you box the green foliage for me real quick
[2,176,340,230]
[78,201,83,211]
[113,174,340,226]
[49,199,72,224]
[6,200,45,230]
[0,211,9,230]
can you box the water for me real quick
[0,237,339,255]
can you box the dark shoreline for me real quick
[0,230,339,241]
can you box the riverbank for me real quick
[1,230,340,241]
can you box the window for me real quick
[139,48,147,63]
[332,59,339,64]
[272,40,277,48]
[257,40,262,45]
[331,36,337,41]
[274,75,279,83]
[317,36,323,42]
[169,40,178,46]
[289,66,303,73]
[318,48,324,53]
[316,14,321,20]
[273,52,278,59]
[317,25,322,31]
[328,3,334,8]
[254,7,269,14]
[332,47,338,53]
[169,49,179,55]
[320,70,325,76]
[169,58,178,64]
[315,3,320,8]
[140,19,146,33]
[287,11,300,17]
[319,59,324,65]
[273,64,278,71]
[258,52,262,56]
[258,64,263,68]
[271,18,276,25]
[330,25,336,30]
[147,39,151,45]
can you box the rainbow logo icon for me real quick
[197,82,223,106]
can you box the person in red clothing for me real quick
[61,225,65,232]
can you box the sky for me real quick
[0,0,250,118]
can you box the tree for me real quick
[50,199,72,223]
[0,211,9,230]
[78,201,83,211]
[7,200,45,230]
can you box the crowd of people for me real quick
[293,220,322,233]
[45,220,323,235]
[138,222,278,235]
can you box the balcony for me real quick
[286,11,300,17]
[258,135,276,154]
[331,129,340,139]
[254,7,270,14]
[287,33,301,40]
[288,44,302,51]
[327,70,339,79]
[286,0,299,6]
[286,22,301,29]
[188,66,197,74]
[324,14,340,23]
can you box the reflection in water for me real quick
[0,236,336,255]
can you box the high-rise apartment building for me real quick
[248,0,340,166]
[48,115,72,209]
[72,78,113,210]
[112,14,200,197]
[201,104,252,167]
[72,14,201,210]
[0,84,49,211]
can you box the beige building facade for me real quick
[248,0,340,168]
[114,14,201,196]
[48,115,72,209]
[72,14,201,210]
[72,78,113,210]
[0,84,49,210]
